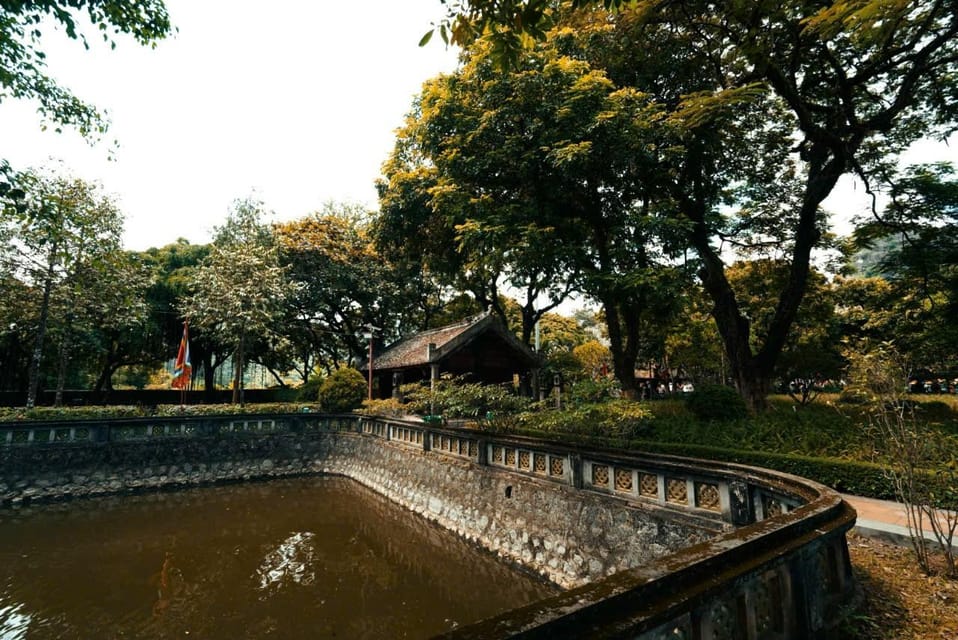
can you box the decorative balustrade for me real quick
[0,412,855,639]
[3,425,93,445]
[0,413,817,530]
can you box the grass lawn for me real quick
[639,393,958,462]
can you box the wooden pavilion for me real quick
[364,310,542,399]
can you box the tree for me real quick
[373,147,469,332]
[849,162,958,374]
[432,0,958,411]
[274,203,407,378]
[0,0,172,139]
[376,40,597,347]
[572,340,612,380]
[138,240,229,398]
[182,199,294,404]
[0,272,35,392]
[2,169,125,407]
[80,250,157,395]
[726,259,843,404]
[379,32,693,396]
[665,293,726,386]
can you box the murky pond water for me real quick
[0,477,556,639]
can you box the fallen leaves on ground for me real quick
[838,533,958,639]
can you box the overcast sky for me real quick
[0,0,459,250]
[1,1,954,251]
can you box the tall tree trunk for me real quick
[203,351,217,402]
[26,251,57,408]
[682,144,845,413]
[589,212,641,398]
[601,296,641,398]
[232,330,246,405]
[54,333,70,407]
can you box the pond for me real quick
[0,476,556,639]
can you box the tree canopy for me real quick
[181,199,294,404]
[377,30,696,395]
[0,0,173,137]
[426,0,958,410]
[0,168,128,405]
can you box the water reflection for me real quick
[0,601,30,640]
[256,532,316,593]
[151,551,184,617]
[0,477,556,639]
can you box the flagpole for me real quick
[172,319,192,406]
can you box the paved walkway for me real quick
[842,493,956,548]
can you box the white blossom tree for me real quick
[2,169,126,407]
[182,198,294,404]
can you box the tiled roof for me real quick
[371,310,539,370]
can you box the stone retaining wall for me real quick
[319,434,714,587]
[0,414,857,638]
[1,425,712,588]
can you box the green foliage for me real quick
[646,395,873,459]
[377,30,680,381]
[432,0,958,413]
[637,441,904,504]
[0,402,323,422]
[5,169,136,407]
[0,1,172,139]
[845,343,958,574]
[727,260,844,394]
[359,398,406,418]
[274,203,408,372]
[517,400,652,439]
[181,199,294,402]
[848,163,958,377]
[400,375,531,419]
[318,368,366,413]
[684,384,748,421]
[838,389,871,405]
[568,377,619,405]
[296,376,324,402]
[510,395,949,504]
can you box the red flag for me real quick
[172,321,192,390]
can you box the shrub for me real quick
[360,398,406,418]
[264,386,300,403]
[568,377,620,405]
[846,345,958,577]
[0,402,325,422]
[318,368,366,413]
[296,376,324,402]
[685,384,748,421]
[517,400,652,439]
[400,375,530,419]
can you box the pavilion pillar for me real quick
[430,363,440,415]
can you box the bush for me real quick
[359,398,406,418]
[635,440,908,503]
[685,384,748,421]
[568,377,620,405]
[517,400,652,439]
[296,376,324,402]
[400,375,530,419]
[318,368,367,413]
[0,402,324,422]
